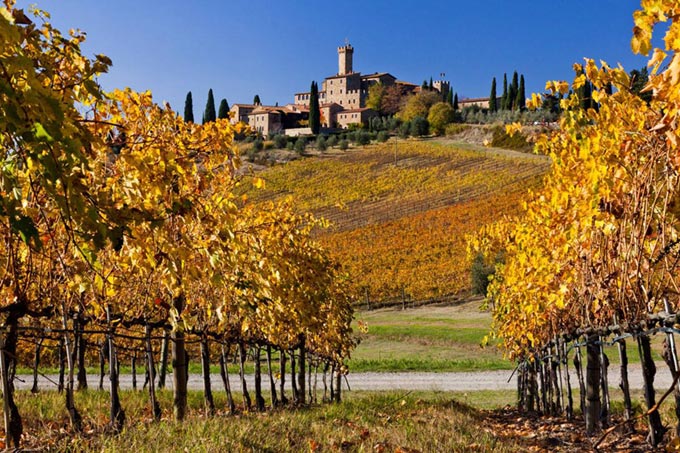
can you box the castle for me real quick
[230,44,450,137]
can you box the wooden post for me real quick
[297,337,306,405]
[266,345,278,407]
[62,309,82,431]
[279,348,288,405]
[616,336,633,424]
[31,338,43,394]
[131,350,137,390]
[585,334,601,434]
[158,329,169,389]
[561,340,574,420]
[98,340,106,390]
[219,344,235,414]
[57,337,65,393]
[200,336,215,416]
[145,324,161,421]
[172,295,188,421]
[598,338,610,427]
[238,341,251,410]
[663,298,680,436]
[254,346,265,411]
[574,343,586,419]
[637,333,665,446]
[106,305,125,432]
[0,334,13,449]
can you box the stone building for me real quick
[294,44,434,128]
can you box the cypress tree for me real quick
[515,75,526,111]
[509,71,519,110]
[429,77,433,90]
[183,91,194,123]
[421,80,428,91]
[309,81,321,135]
[218,99,229,119]
[453,93,459,111]
[489,77,497,112]
[447,89,453,106]
[202,88,216,124]
[253,94,261,106]
[501,73,508,110]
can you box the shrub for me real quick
[398,122,411,138]
[410,116,429,137]
[252,138,264,152]
[377,131,389,142]
[338,139,349,150]
[294,137,307,154]
[326,135,338,148]
[316,135,327,152]
[286,141,294,151]
[356,131,371,146]
[273,134,287,149]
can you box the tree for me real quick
[309,81,320,135]
[218,98,230,119]
[184,91,194,123]
[410,116,429,136]
[429,77,433,90]
[501,73,508,110]
[515,75,525,111]
[202,88,216,124]
[381,84,410,116]
[366,82,385,113]
[630,66,652,103]
[427,102,454,135]
[253,94,261,106]
[447,89,454,106]
[509,71,519,110]
[489,77,497,112]
[453,93,459,111]
[421,80,428,91]
[397,90,442,122]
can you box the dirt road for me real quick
[14,363,676,393]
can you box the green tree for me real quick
[447,89,453,106]
[410,116,429,136]
[429,77,433,90]
[421,80,428,91]
[184,91,194,123]
[489,77,497,112]
[453,93,459,111]
[427,102,454,135]
[630,66,652,103]
[501,73,508,110]
[366,82,385,113]
[309,81,321,135]
[202,88,216,124]
[218,98,229,119]
[509,71,518,110]
[515,75,525,111]
[253,94,261,105]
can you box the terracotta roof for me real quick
[231,104,258,108]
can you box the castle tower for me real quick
[338,44,354,75]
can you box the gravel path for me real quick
[13,363,677,393]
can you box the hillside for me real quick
[240,138,549,302]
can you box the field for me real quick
[240,139,549,301]
[350,298,511,372]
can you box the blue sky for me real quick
[31,1,653,115]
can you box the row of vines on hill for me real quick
[469,1,680,447]
[0,3,355,448]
